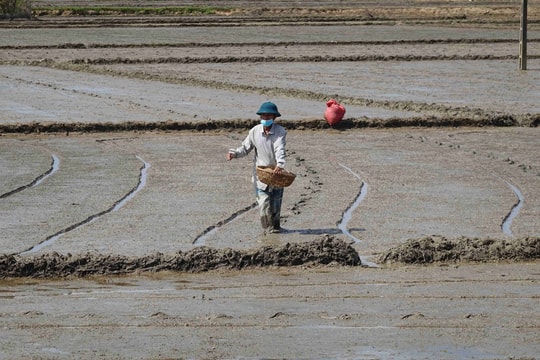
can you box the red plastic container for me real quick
[324,99,346,126]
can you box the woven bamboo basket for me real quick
[256,166,296,188]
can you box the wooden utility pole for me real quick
[519,0,528,70]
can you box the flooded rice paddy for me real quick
[1,1,539,358]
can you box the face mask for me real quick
[260,119,273,127]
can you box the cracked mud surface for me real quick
[1,1,539,359]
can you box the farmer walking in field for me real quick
[227,101,289,234]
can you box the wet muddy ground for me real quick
[1,128,539,260]
[2,263,539,359]
[1,1,540,359]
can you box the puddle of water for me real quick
[293,325,396,330]
[336,163,378,268]
[501,179,523,237]
[68,288,174,296]
[417,345,499,360]
[40,347,71,356]
[336,163,367,244]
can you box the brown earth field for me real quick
[1,1,540,359]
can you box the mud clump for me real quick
[379,235,540,264]
[0,235,360,279]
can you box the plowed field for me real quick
[1,1,539,359]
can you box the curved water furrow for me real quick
[337,163,368,244]
[20,155,150,255]
[0,154,60,199]
[192,202,258,246]
[501,180,524,237]
[336,164,377,267]
[113,156,150,212]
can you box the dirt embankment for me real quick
[1,114,537,136]
[380,236,540,264]
[2,235,539,279]
[1,236,360,278]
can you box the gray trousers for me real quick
[256,187,284,230]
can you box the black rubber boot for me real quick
[270,218,281,233]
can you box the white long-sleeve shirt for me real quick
[231,123,287,189]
